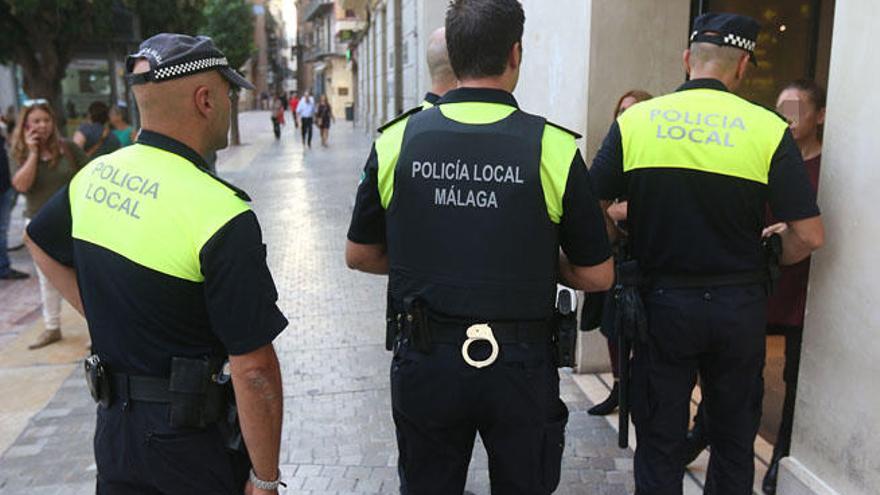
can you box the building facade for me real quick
[347,0,878,493]
[297,0,366,120]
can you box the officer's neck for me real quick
[688,69,739,93]
[140,124,212,160]
[457,78,515,94]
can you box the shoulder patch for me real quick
[377,105,424,134]
[204,171,252,202]
[546,120,583,140]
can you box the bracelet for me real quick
[249,468,286,491]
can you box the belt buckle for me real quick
[461,324,499,369]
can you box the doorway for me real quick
[691,0,835,448]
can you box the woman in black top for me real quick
[315,95,334,147]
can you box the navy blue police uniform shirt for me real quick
[348,91,611,270]
[26,131,288,377]
[591,78,821,275]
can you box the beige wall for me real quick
[584,0,691,160]
[778,1,880,494]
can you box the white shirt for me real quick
[297,98,316,118]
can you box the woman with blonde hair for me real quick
[10,100,87,349]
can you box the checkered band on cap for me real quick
[723,34,756,52]
[153,56,229,81]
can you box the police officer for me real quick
[24,34,288,494]
[422,27,457,109]
[346,1,613,493]
[591,13,825,495]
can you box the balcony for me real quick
[304,0,335,22]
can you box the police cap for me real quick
[690,12,760,65]
[126,33,255,90]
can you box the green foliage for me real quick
[134,0,206,38]
[202,0,254,70]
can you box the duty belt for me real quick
[111,373,174,403]
[421,317,552,345]
[648,270,767,289]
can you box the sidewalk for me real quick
[0,112,636,494]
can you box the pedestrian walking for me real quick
[9,100,86,348]
[73,101,121,159]
[289,91,300,128]
[24,34,288,494]
[316,95,334,147]
[591,13,825,494]
[296,92,315,148]
[109,105,136,147]
[271,95,286,140]
[0,128,30,280]
[587,89,652,417]
[346,1,614,493]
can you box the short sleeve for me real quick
[347,145,386,244]
[767,131,821,221]
[200,211,288,355]
[560,151,612,266]
[26,185,74,266]
[590,121,626,200]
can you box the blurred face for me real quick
[25,108,54,141]
[617,96,639,117]
[776,88,825,142]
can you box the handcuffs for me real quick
[461,324,500,368]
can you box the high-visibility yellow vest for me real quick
[618,88,788,184]
[68,144,249,282]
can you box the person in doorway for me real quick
[109,105,136,147]
[297,92,315,148]
[587,89,653,417]
[685,79,827,494]
[73,101,121,159]
[9,101,87,348]
[316,95,334,147]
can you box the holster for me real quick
[553,289,578,368]
[402,297,431,353]
[763,233,783,295]
[84,355,112,409]
[168,356,228,429]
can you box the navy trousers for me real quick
[94,400,250,494]
[632,285,767,495]
[391,336,568,495]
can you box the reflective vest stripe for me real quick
[618,89,788,185]
[69,144,249,282]
[375,101,577,224]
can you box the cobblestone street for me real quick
[0,112,634,494]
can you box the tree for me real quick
[202,0,253,146]
[0,0,205,127]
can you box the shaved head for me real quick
[131,58,232,155]
[684,41,751,92]
[426,28,456,96]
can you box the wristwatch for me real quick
[249,468,286,491]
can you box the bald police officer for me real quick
[422,27,457,108]
[591,13,825,495]
[25,34,288,494]
[347,1,613,493]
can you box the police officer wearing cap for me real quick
[347,0,613,493]
[591,13,825,494]
[24,34,288,494]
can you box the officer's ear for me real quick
[193,85,215,119]
[682,48,693,76]
[509,42,522,70]
[734,53,750,82]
